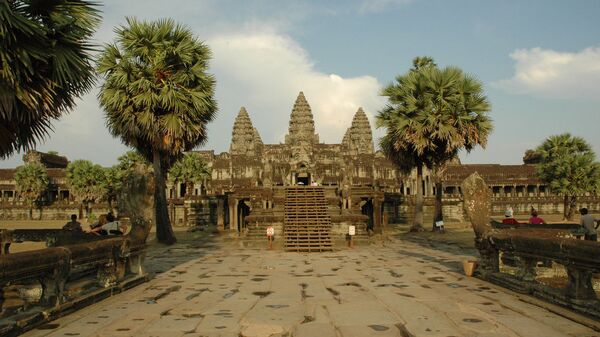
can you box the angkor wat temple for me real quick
[1,92,599,250]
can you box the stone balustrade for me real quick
[461,172,600,319]
[0,227,147,335]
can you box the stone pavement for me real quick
[22,236,599,337]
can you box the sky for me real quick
[2,0,600,168]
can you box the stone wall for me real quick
[0,204,111,221]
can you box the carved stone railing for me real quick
[0,226,148,335]
[461,173,600,319]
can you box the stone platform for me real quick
[22,236,598,337]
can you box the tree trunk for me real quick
[29,202,33,220]
[432,181,443,231]
[153,150,176,244]
[411,165,424,232]
[78,203,83,221]
[566,195,577,221]
[563,195,569,220]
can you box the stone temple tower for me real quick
[284,92,319,164]
[342,107,374,155]
[230,107,263,157]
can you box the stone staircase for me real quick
[283,187,333,252]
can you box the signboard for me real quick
[435,221,444,228]
[348,225,356,236]
[266,226,275,237]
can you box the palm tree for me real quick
[169,152,212,198]
[377,57,492,232]
[66,160,107,220]
[535,133,600,220]
[0,0,100,158]
[14,162,49,219]
[97,18,217,244]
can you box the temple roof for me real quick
[285,92,319,145]
[230,107,263,156]
[342,107,374,155]
[23,150,69,168]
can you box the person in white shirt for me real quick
[579,208,599,241]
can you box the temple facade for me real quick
[1,92,599,239]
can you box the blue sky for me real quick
[2,0,599,167]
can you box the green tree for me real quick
[169,152,211,198]
[14,162,48,219]
[535,133,600,220]
[377,57,492,232]
[103,166,121,212]
[523,149,543,164]
[66,160,107,219]
[0,0,100,158]
[97,18,217,244]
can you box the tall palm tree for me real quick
[97,18,217,244]
[535,133,600,220]
[14,162,49,219]
[169,152,211,198]
[377,57,492,232]
[0,0,100,158]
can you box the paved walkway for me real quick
[23,236,599,337]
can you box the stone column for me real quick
[228,198,236,231]
[217,199,224,231]
[232,199,239,232]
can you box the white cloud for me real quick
[0,23,385,168]
[208,30,384,147]
[494,47,600,100]
[359,0,413,14]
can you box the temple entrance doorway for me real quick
[237,200,250,232]
[296,172,311,186]
[361,199,374,231]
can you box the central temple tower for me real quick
[284,92,319,183]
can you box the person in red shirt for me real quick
[502,208,521,225]
[528,209,546,224]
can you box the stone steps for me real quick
[283,187,333,252]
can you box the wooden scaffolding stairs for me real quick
[284,186,333,252]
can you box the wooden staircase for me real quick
[284,187,333,252]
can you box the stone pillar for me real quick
[232,199,239,232]
[217,199,224,231]
[228,199,236,231]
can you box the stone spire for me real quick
[285,92,319,145]
[343,107,374,155]
[230,107,263,156]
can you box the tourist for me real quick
[91,214,127,235]
[62,214,82,231]
[528,209,546,225]
[90,214,108,235]
[579,208,599,241]
[502,208,520,225]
